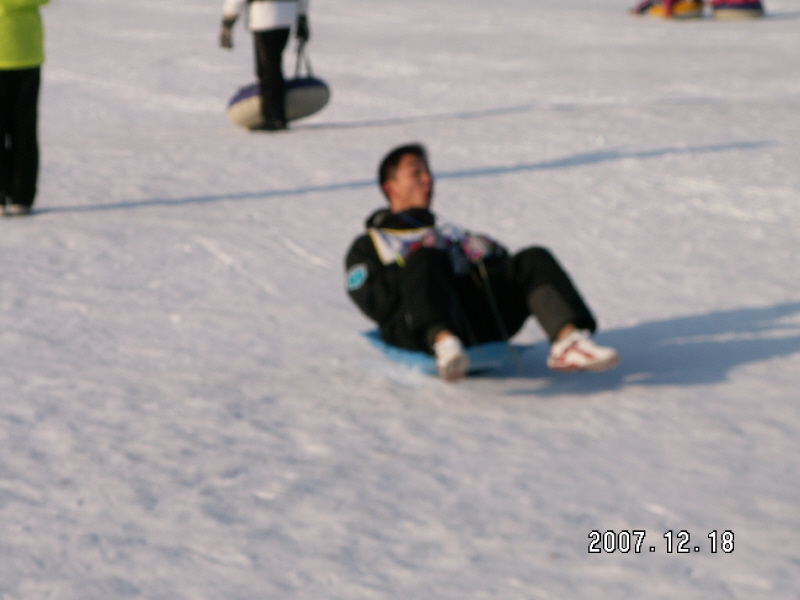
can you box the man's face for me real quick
[384,153,434,213]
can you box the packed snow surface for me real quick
[1,0,799,598]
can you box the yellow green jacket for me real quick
[0,0,49,69]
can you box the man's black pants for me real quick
[253,28,290,126]
[0,67,40,208]
[380,246,597,352]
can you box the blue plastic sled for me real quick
[363,330,518,376]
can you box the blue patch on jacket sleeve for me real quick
[347,264,368,291]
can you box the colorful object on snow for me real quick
[362,330,518,376]
[630,0,704,18]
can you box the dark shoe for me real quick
[250,119,288,132]
[2,204,32,217]
[711,0,764,18]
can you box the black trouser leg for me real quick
[253,28,290,126]
[0,71,13,204]
[379,246,597,351]
[509,246,597,341]
[380,248,461,352]
[0,67,40,208]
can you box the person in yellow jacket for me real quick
[0,0,48,216]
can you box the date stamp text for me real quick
[588,530,734,554]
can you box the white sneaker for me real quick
[433,334,470,382]
[547,329,619,373]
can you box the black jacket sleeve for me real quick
[344,234,401,326]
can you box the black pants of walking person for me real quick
[379,246,598,352]
[253,28,291,129]
[0,67,40,209]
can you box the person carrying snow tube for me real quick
[0,0,48,217]
[344,144,619,382]
[219,0,310,131]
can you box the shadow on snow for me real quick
[37,140,771,215]
[501,301,800,396]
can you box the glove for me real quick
[220,16,237,49]
[296,14,310,42]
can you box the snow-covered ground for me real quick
[2,0,799,597]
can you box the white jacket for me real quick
[222,0,308,31]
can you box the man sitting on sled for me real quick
[344,143,619,382]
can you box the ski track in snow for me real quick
[1,0,799,598]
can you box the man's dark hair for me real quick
[378,143,428,200]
